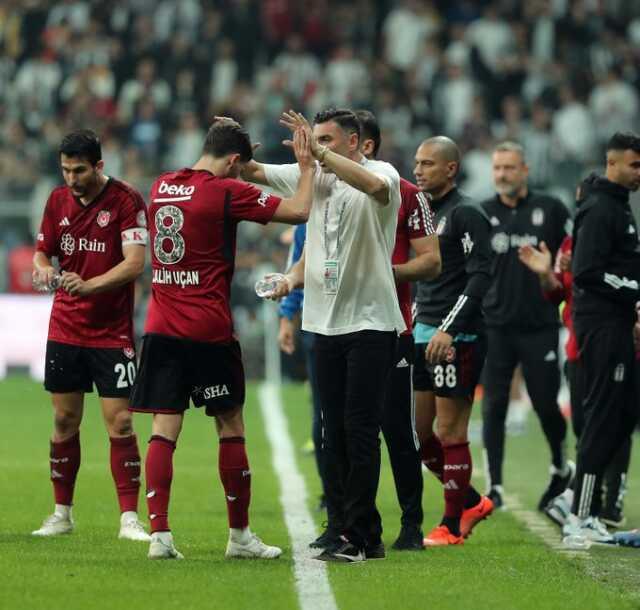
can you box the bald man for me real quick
[412,137,495,545]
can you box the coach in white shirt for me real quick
[245,108,405,562]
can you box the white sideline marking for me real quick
[259,383,338,610]
[502,492,588,560]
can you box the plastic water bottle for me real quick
[32,270,62,293]
[255,273,286,298]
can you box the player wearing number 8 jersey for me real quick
[130,118,315,560]
[32,129,150,542]
[411,137,494,546]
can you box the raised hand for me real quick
[518,241,552,276]
[292,127,315,171]
[280,110,321,157]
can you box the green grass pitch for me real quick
[1,376,638,610]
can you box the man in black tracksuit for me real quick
[481,141,572,511]
[562,132,640,545]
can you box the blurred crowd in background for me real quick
[2,0,640,373]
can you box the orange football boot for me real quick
[423,525,464,546]
[460,495,494,538]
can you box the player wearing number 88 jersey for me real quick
[131,117,315,560]
[411,137,494,546]
[32,130,150,542]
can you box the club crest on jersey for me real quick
[436,217,447,235]
[531,208,544,226]
[97,210,111,227]
[61,233,75,255]
[123,347,136,359]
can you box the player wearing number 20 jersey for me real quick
[32,130,150,543]
[130,118,314,561]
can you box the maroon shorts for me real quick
[130,333,245,416]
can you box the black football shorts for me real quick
[412,336,487,401]
[44,340,137,398]
[130,334,245,416]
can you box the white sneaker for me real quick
[148,532,184,559]
[32,512,74,537]
[119,512,151,542]
[225,533,282,559]
[562,514,614,549]
[544,489,573,527]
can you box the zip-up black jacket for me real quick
[414,187,492,336]
[481,191,570,329]
[572,173,640,326]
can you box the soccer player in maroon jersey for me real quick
[130,118,315,560]
[32,129,150,541]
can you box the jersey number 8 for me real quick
[434,364,457,388]
[154,205,185,264]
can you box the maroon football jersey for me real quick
[393,178,436,333]
[36,178,148,348]
[144,168,282,343]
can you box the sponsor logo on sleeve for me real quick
[257,191,270,207]
[408,208,421,231]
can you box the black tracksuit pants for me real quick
[381,334,423,529]
[482,326,567,487]
[571,318,638,518]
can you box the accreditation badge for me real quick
[323,259,339,295]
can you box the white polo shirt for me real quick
[264,158,406,336]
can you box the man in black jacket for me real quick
[413,137,495,545]
[562,132,640,547]
[481,141,573,511]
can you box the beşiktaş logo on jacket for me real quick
[491,232,538,253]
[60,234,106,255]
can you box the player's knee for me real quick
[436,422,467,445]
[54,409,81,435]
[109,410,134,436]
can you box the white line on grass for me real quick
[259,383,338,610]
[502,492,588,560]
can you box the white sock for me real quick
[121,511,138,523]
[230,526,251,544]
[152,530,173,543]
[54,504,71,518]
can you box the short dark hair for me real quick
[607,132,640,154]
[313,107,361,141]
[355,109,381,157]
[202,119,253,162]
[59,129,102,165]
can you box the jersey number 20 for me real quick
[154,205,185,264]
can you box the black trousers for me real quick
[482,326,567,487]
[381,334,423,529]
[315,330,396,549]
[300,330,326,495]
[571,318,638,518]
